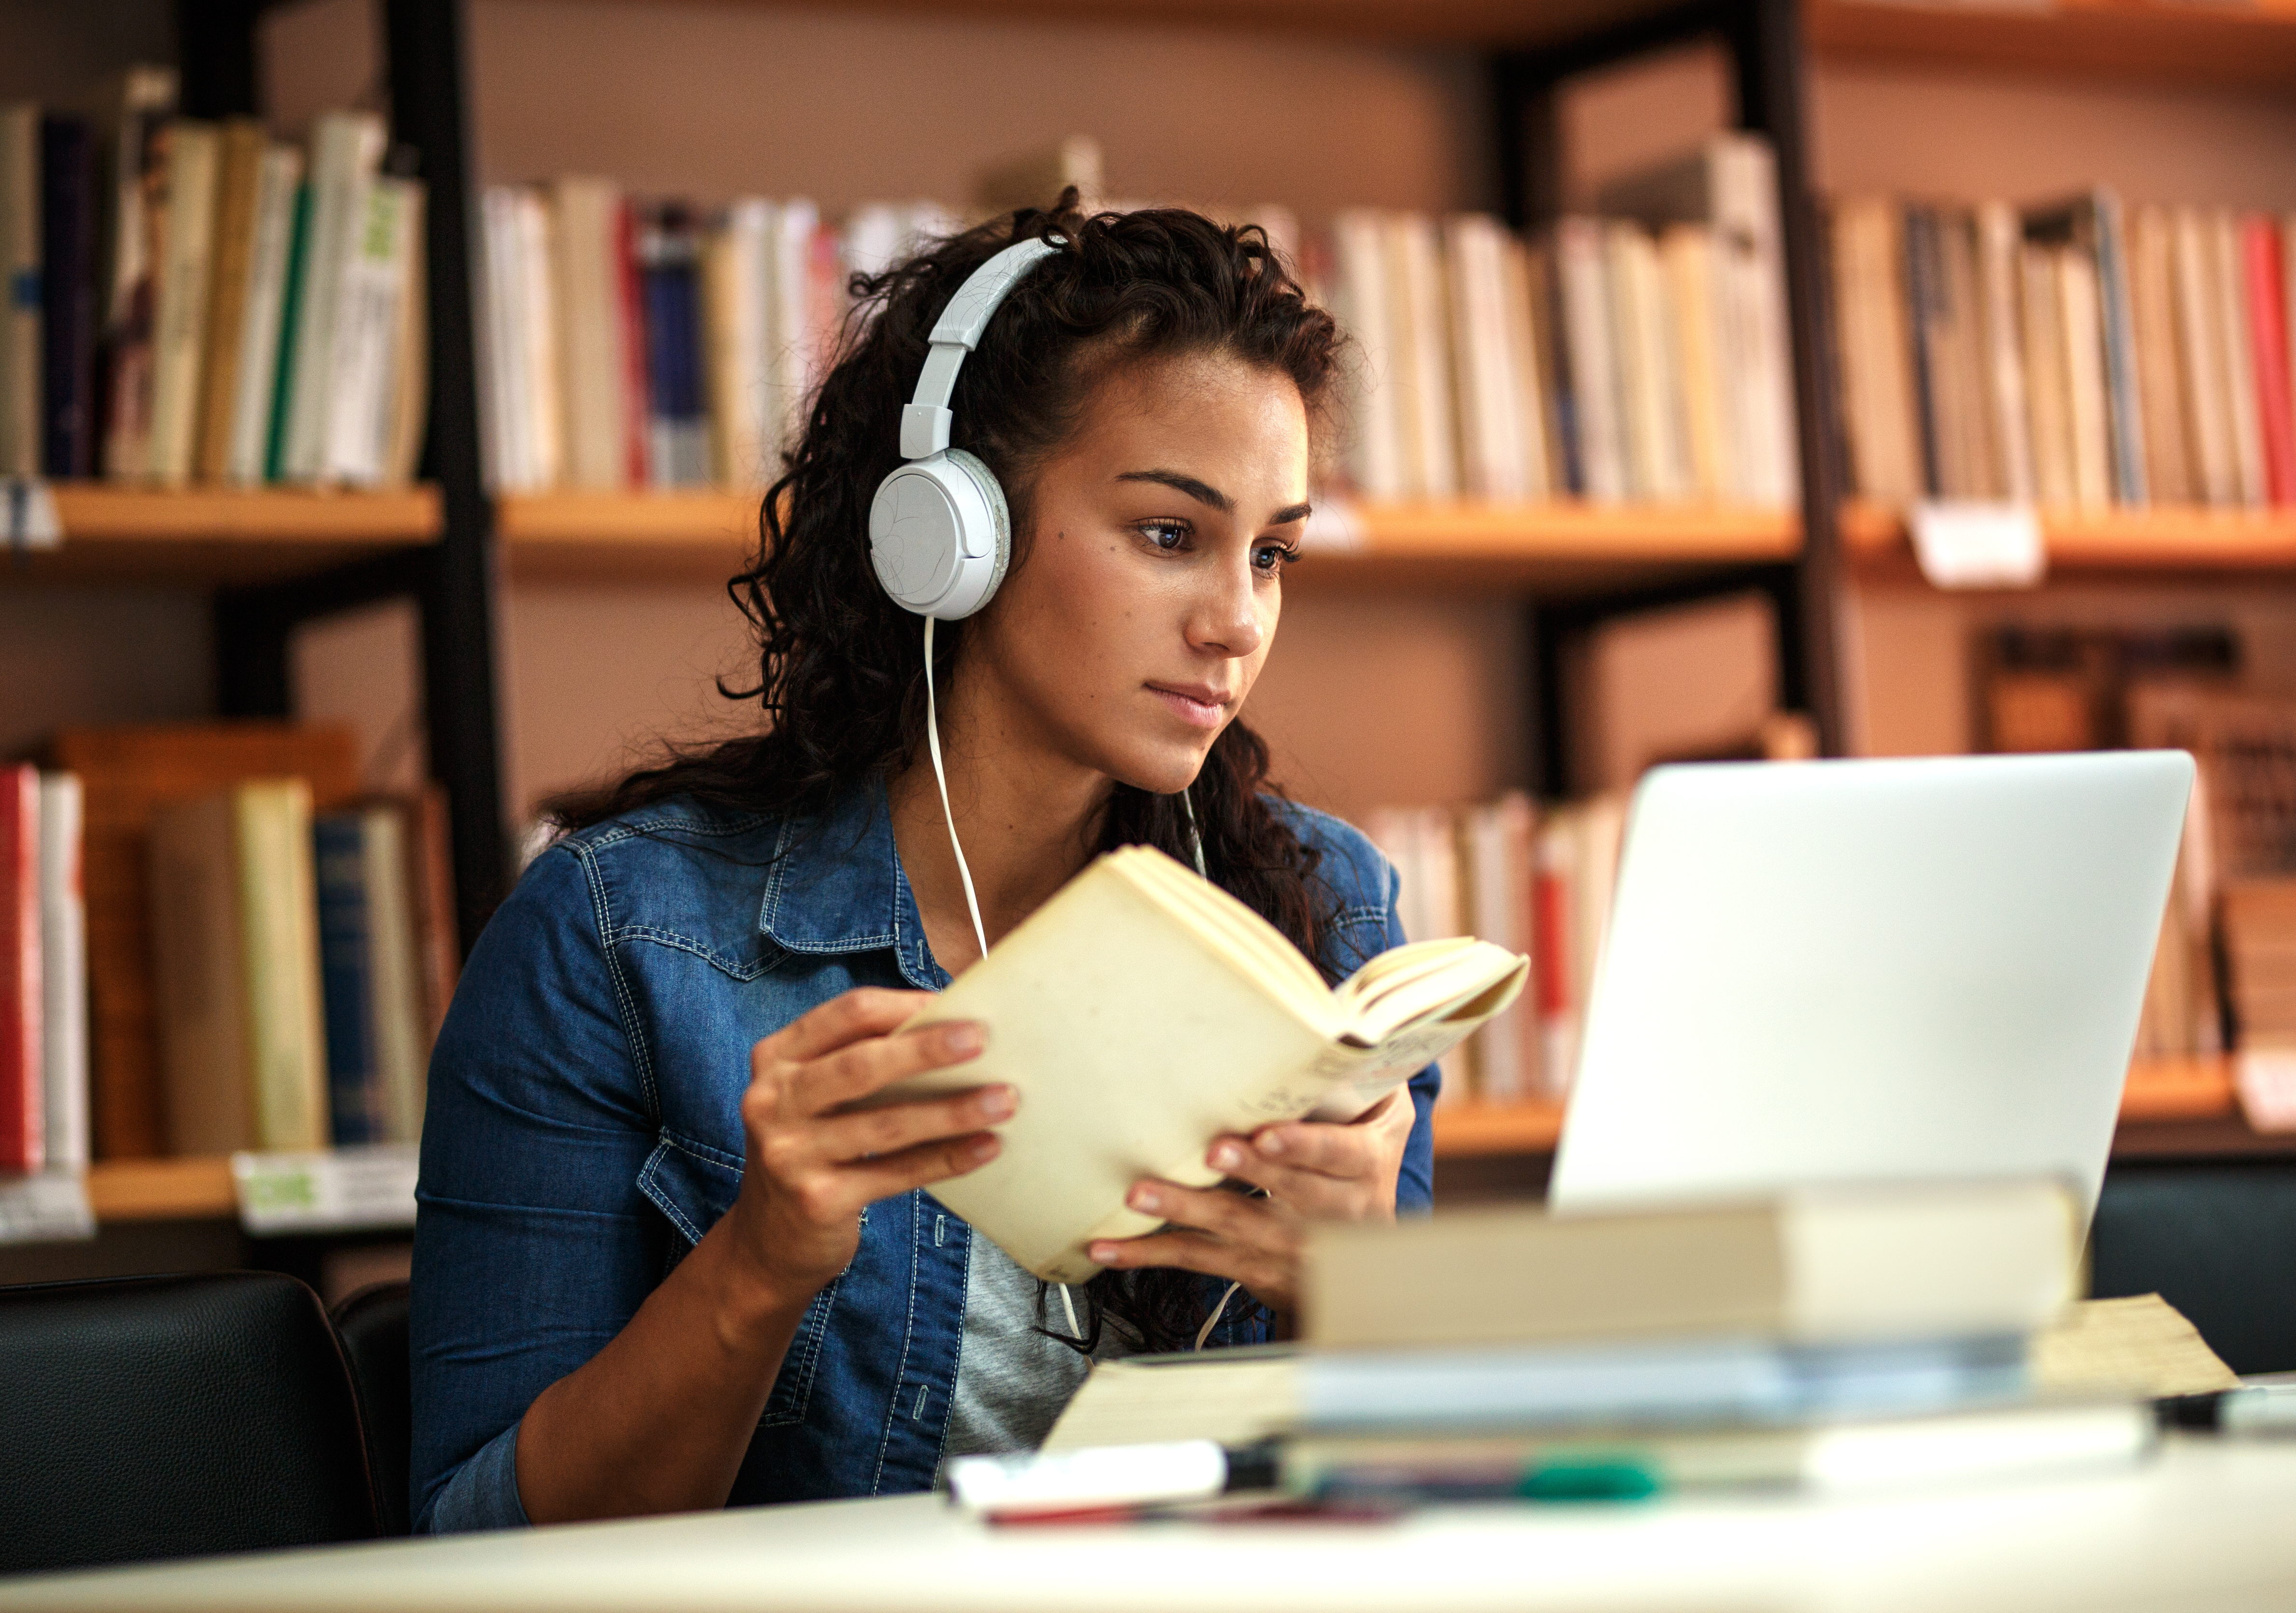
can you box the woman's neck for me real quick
[887,686,1113,978]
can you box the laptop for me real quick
[1547,750,2193,1227]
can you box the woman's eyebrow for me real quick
[1116,468,1231,513]
[1269,501,1312,526]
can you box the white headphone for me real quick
[868,236,1060,620]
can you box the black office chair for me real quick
[0,1271,381,1575]
[2090,1160,2296,1376]
[333,1280,414,1537]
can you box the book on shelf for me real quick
[313,805,430,1146]
[2,766,42,1172]
[879,845,1527,1284]
[148,780,332,1155]
[1828,183,2296,514]
[0,70,426,490]
[38,773,89,1174]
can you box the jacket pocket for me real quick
[636,1130,841,1428]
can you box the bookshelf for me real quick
[1840,501,2296,577]
[1804,0,2296,91]
[3,486,442,586]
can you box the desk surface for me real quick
[4,1436,2295,1613]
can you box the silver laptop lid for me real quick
[1549,751,2193,1227]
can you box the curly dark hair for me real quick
[549,192,1349,1352]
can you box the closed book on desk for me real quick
[148,781,330,1154]
[1305,1181,2077,1352]
[889,846,1527,1283]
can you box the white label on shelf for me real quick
[1,478,62,553]
[0,1172,96,1244]
[1909,501,2045,589]
[2235,1048,2296,1135]
[231,1143,420,1235]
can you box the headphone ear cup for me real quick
[941,448,1012,605]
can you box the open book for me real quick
[881,846,1528,1283]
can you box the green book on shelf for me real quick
[264,180,314,485]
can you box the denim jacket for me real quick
[409,779,1438,1533]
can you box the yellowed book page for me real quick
[1041,1353,1299,1452]
[1110,848,1329,1015]
[2031,1293,2239,1398]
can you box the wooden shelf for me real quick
[1840,500,2296,579]
[1808,0,2296,92]
[495,490,1799,593]
[4,485,442,586]
[84,1156,237,1223]
[1431,1099,1568,1158]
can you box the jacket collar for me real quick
[756,774,947,989]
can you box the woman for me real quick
[410,197,1440,1532]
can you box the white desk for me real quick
[4,1436,2295,1613]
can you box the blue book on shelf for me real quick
[640,209,710,487]
[313,813,383,1146]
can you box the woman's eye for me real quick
[1252,542,1299,574]
[1141,521,1189,552]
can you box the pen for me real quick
[946,1439,1280,1518]
[2158,1385,2296,1436]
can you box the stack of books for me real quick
[0,70,427,488]
[1021,1183,2165,1512]
[1827,189,2296,511]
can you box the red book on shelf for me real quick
[616,198,653,489]
[0,764,43,1173]
[2242,216,2296,506]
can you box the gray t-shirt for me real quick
[939,1238,1137,1467]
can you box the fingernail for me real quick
[979,1085,1017,1121]
[1210,1142,1243,1171]
[1129,1184,1161,1213]
[1255,1130,1285,1157]
[944,1024,985,1057]
[1088,1242,1119,1263]
[965,1135,999,1164]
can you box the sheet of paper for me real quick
[1041,1351,1298,1452]
[2031,1293,2239,1398]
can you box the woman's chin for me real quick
[1111,742,1213,799]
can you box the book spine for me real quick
[385,179,427,487]
[263,180,313,483]
[616,196,651,489]
[147,120,218,487]
[38,774,88,1174]
[1556,217,1624,503]
[1902,207,1946,499]
[2212,209,2266,510]
[313,814,382,1147]
[2243,216,2296,506]
[194,121,264,483]
[0,765,42,1173]
[2172,208,2235,506]
[226,145,300,485]
[101,93,171,481]
[236,782,330,1152]
[477,188,520,490]
[1331,210,1400,499]
[360,807,426,1142]
[0,105,43,479]
[2090,190,2150,507]
[322,176,409,486]
[38,115,96,477]
[516,189,562,488]
[282,112,384,484]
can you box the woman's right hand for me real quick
[721,988,1011,1310]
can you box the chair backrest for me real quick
[332,1280,413,1537]
[0,1271,380,1575]
[2091,1160,2296,1377]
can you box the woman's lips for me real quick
[1146,683,1229,730]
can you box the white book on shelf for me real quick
[2019,243,2077,510]
[148,119,220,487]
[476,187,522,491]
[514,188,563,490]
[223,143,303,486]
[1497,235,1555,500]
[1389,213,1458,501]
[1331,210,1402,501]
[322,176,417,487]
[1709,134,1799,508]
[1610,222,1690,502]
[280,111,386,484]
[1442,215,1524,500]
[1661,224,1727,501]
[2057,249,2115,511]
[38,774,88,1175]
[706,199,771,490]
[1464,794,1536,1105]
[1555,216,1626,503]
[2211,208,2266,510]
[1976,201,2037,505]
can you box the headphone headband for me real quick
[897,236,1062,459]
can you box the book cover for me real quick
[2212,209,2267,510]
[2024,191,2148,507]
[232,781,330,1152]
[193,118,266,484]
[0,765,42,1173]
[0,103,42,479]
[2058,249,2114,510]
[1498,234,1557,500]
[313,811,383,1145]
[477,187,525,489]
[1441,214,1522,501]
[639,204,709,488]
[384,179,428,487]
[1390,212,1457,501]
[1661,224,1727,501]
[514,187,560,488]
[280,111,385,484]
[360,804,427,1141]
[322,174,414,485]
[2123,205,2191,507]
[1901,206,1948,497]
[38,773,89,1174]
[2019,243,2076,509]
[146,118,218,486]
[2242,215,2296,506]
[38,113,98,478]
[49,723,356,1159]
[551,176,626,488]
[614,195,651,488]
[703,198,769,490]
[2171,207,2235,507]
[1330,209,1401,500]
[1554,216,1624,503]
[263,178,313,483]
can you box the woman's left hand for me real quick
[1085,1087,1418,1314]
